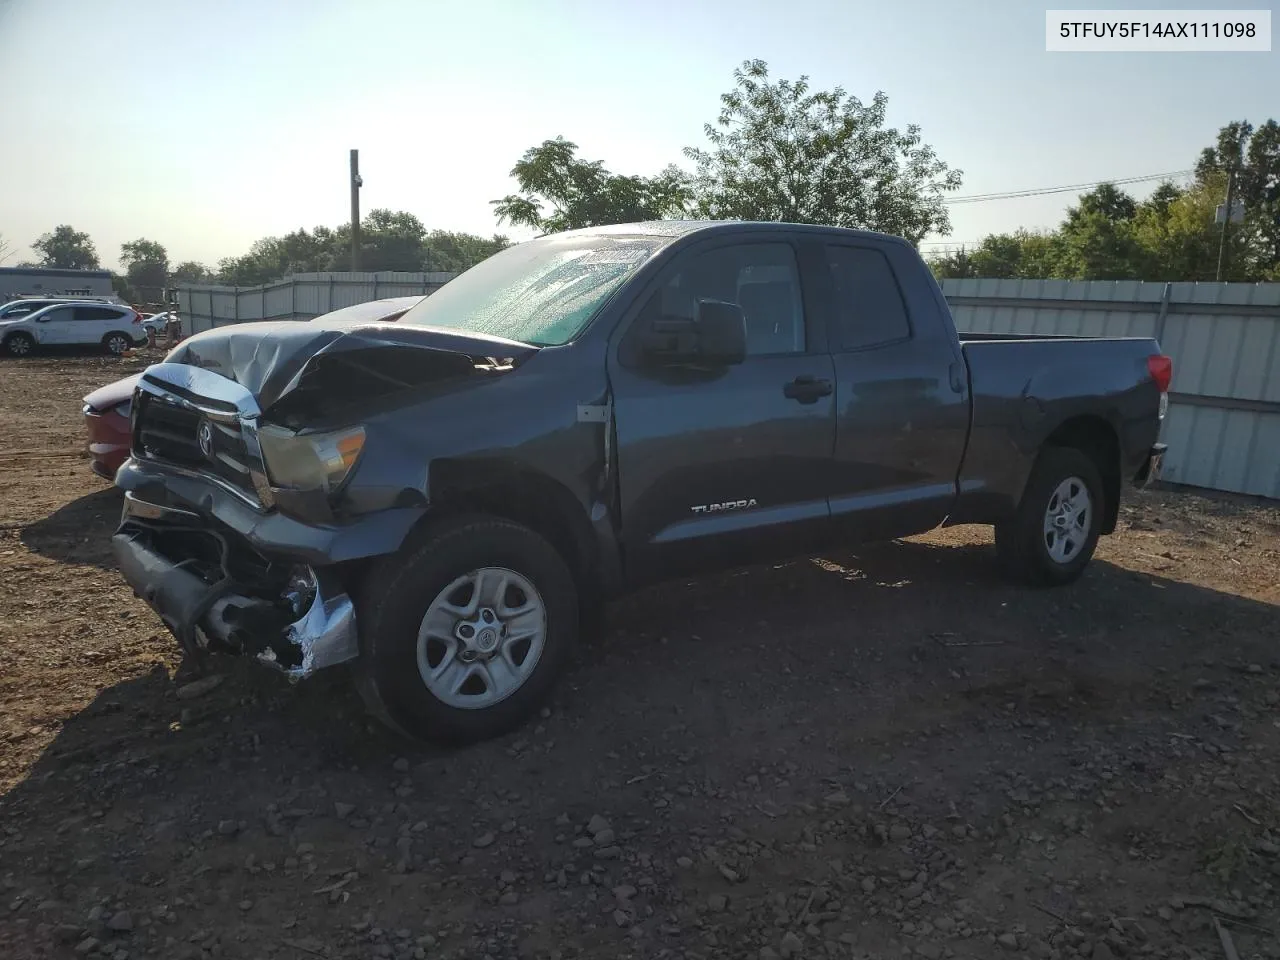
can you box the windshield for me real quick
[398,234,663,346]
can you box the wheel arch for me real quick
[1041,415,1121,534]
[402,461,602,595]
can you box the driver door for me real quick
[33,306,74,344]
[607,237,836,585]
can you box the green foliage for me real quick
[931,173,1275,283]
[492,136,691,233]
[120,238,169,292]
[215,212,510,285]
[421,231,510,273]
[110,274,136,302]
[170,261,212,284]
[684,59,962,243]
[32,225,99,270]
[932,119,1280,282]
[1195,119,1280,278]
[929,230,1063,280]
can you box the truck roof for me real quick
[554,220,914,247]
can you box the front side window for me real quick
[637,242,806,356]
[398,234,663,346]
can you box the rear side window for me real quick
[75,306,126,322]
[826,245,911,351]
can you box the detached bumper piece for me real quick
[112,514,358,680]
[1134,443,1168,488]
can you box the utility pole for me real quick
[350,149,363,272]
[1215,167,1237,282]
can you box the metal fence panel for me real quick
[176,271,455,333]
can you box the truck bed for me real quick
[950,333,1165,527]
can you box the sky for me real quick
[0,0,1276,272]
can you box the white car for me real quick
[0,302,144,357]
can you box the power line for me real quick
[944,169,1193,205]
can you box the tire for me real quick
[102,332,132,356]
[995,446,1104,586]
[355,515,579,744]
[2,332,35,357]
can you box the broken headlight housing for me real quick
[257,424,366,495]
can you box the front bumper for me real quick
[114,456,424,566]
[1133,442,1167,488]
[113,491,359,680]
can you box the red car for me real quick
[82,296,424,480]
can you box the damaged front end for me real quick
[113,320,538,679]
[112,493,357,679]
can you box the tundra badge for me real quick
[691,499,758,514]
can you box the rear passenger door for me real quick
[608,237,836,583]
[822,242,969,542]
[72,306,125,345]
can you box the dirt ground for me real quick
[2,355,1280,960]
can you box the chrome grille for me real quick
[131,363,274,509]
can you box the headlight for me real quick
[257,424,366,494]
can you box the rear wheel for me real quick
[3,332,35,357]
[995,446,1104,586]
[102,332,132,356]
[355,515,579,744]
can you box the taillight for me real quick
[131,311,141,324]
[1147,355,1172,393]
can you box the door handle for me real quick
[783,375,833,404]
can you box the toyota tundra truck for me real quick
[111,221,1171,743]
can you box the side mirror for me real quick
[641,298,747,367]
[693,299,747,366]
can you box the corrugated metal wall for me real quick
[175,271,455,333]
[942,279,1280,499]
[174,272,1280,500]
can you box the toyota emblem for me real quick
[197,420,215,460]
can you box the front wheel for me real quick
[355,515,579,744]
[3,332,35,357]
[995,446,1104,586]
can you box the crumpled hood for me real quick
[163,319,539,413]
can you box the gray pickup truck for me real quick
[112,221,1170,743]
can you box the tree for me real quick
[352,208,429,271]
[216,214,507,285]
[1053,185,1147,279]
[120,238,170,293]
[1195,119,1280,277]
[1131,173,1251,281]
[421,231,510,273]
[217,227,339,285]
[170,261,212,284]
[928,230,1063,280]
[492,136,691,233]
[111,275,136,303]
[684,59,962,242]
[32,225,99,269]
[0,233,11,265]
